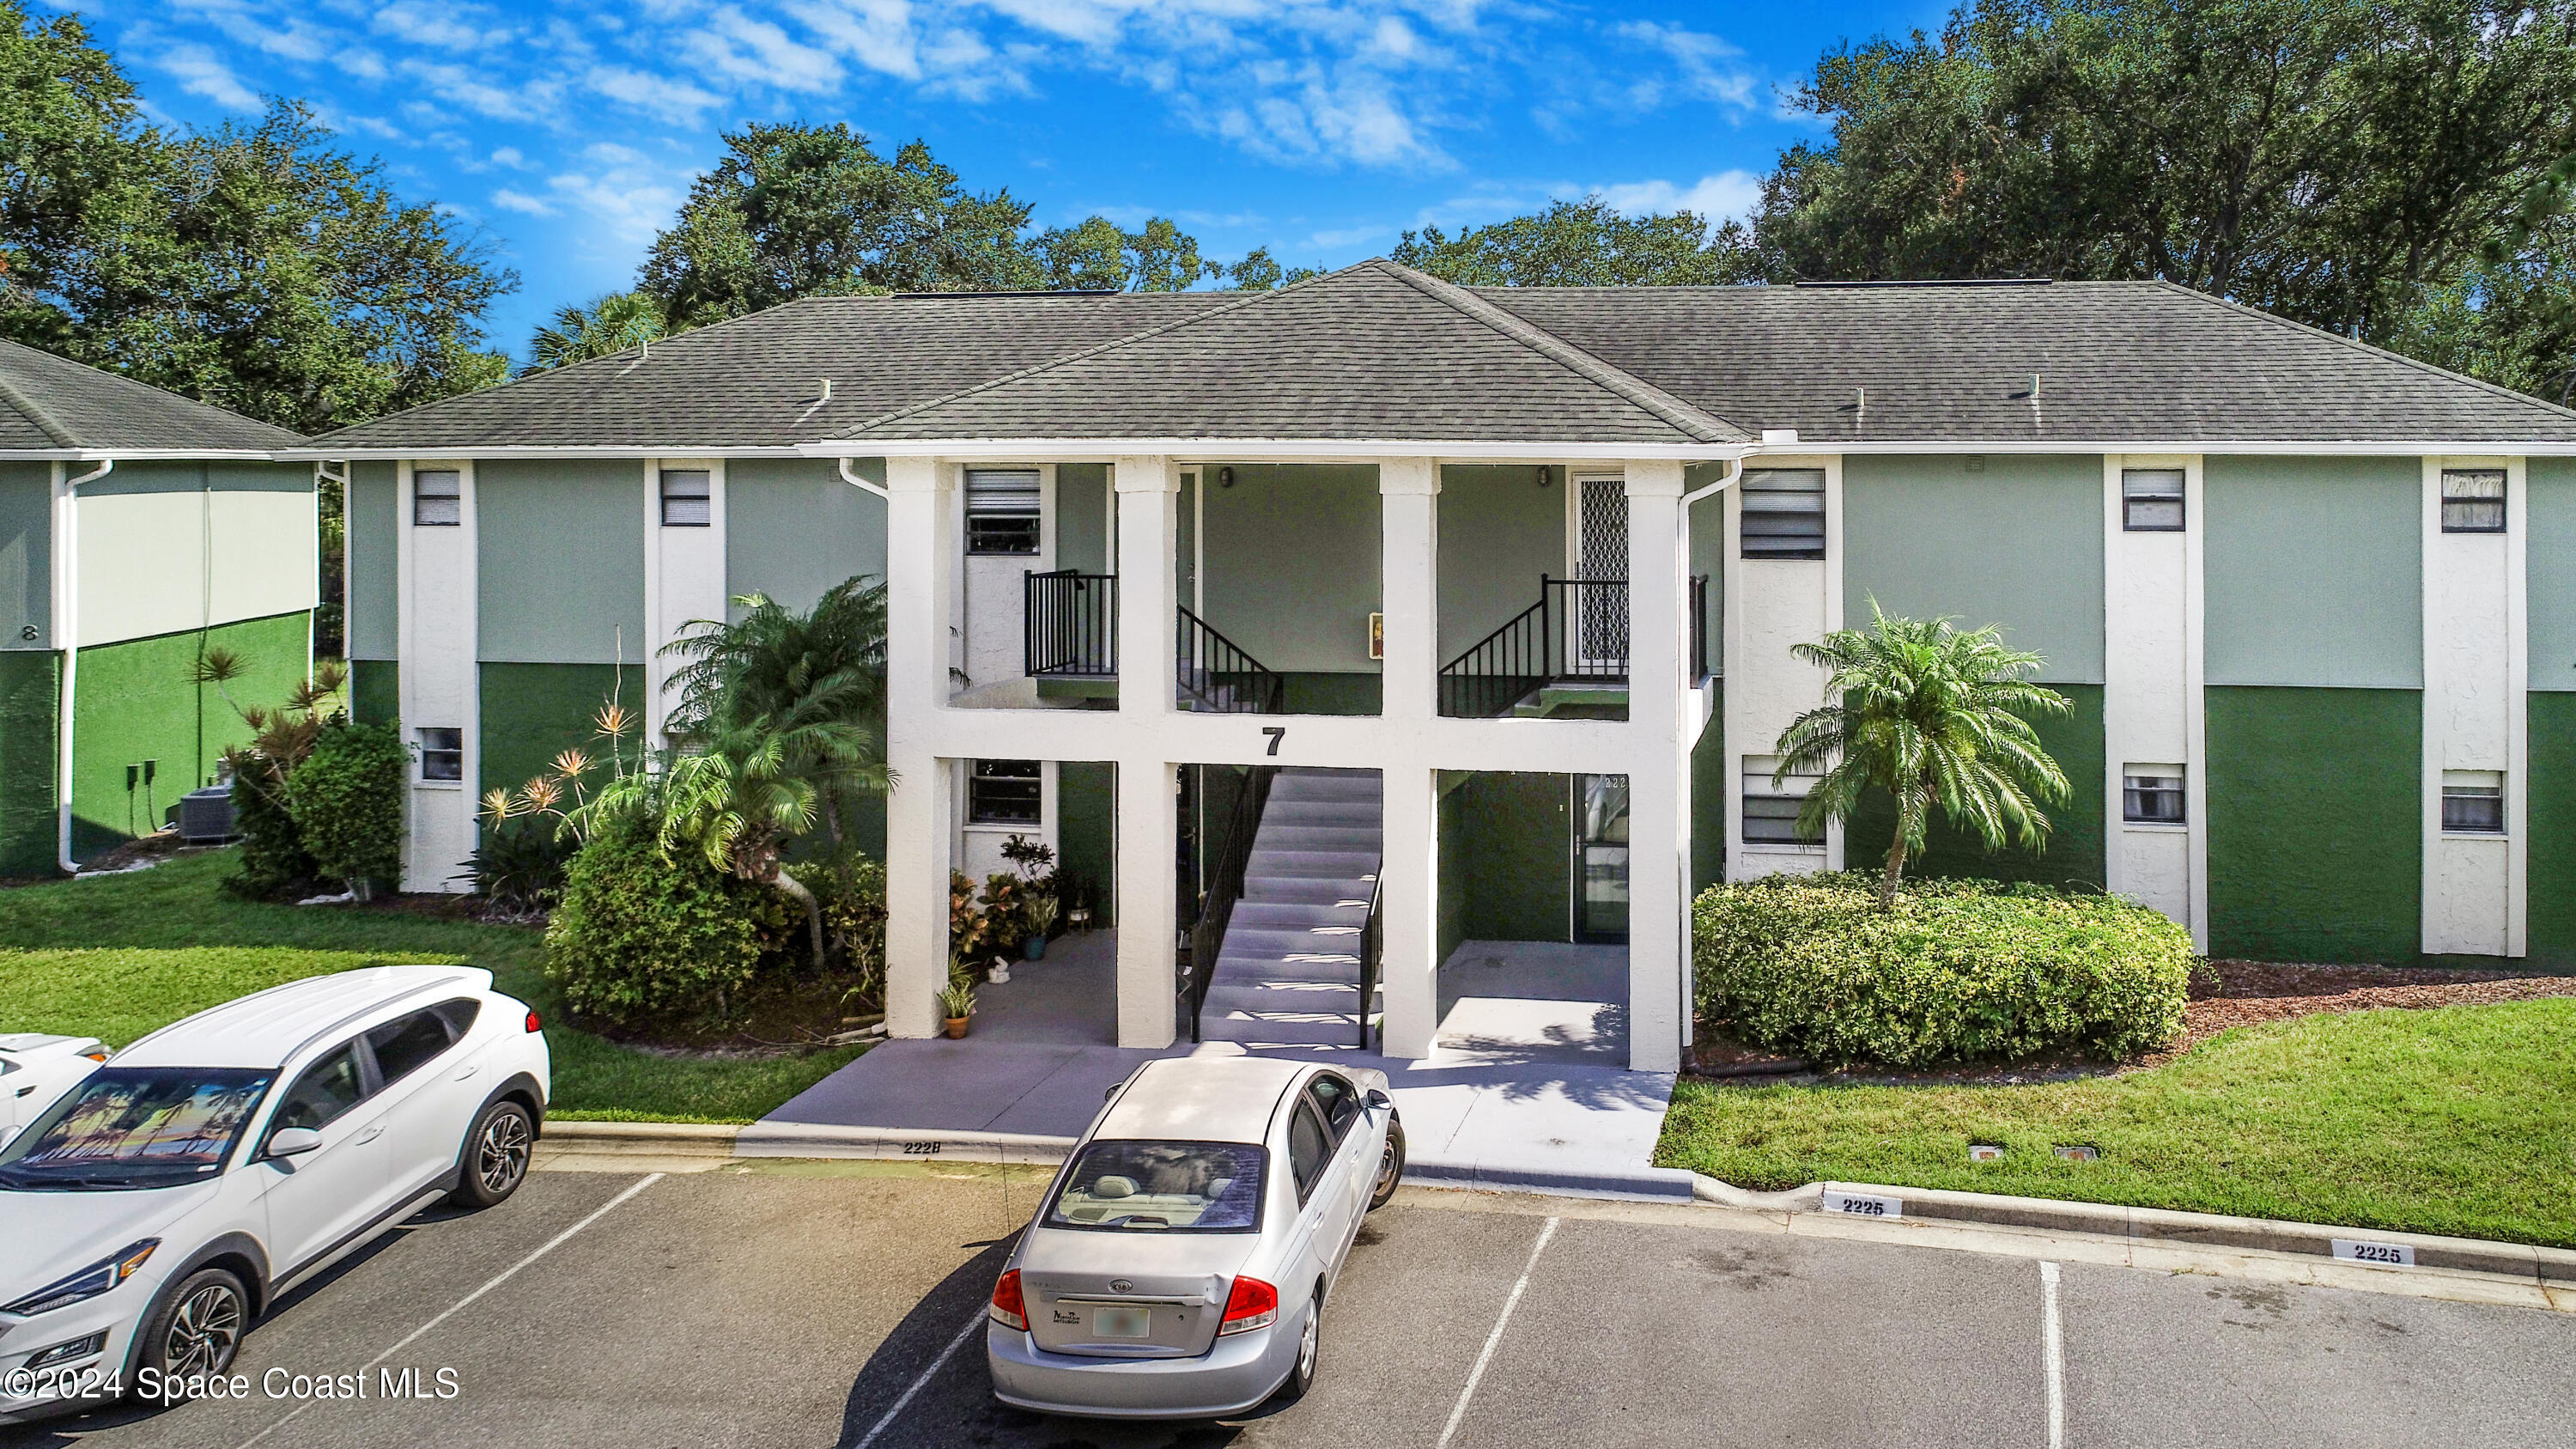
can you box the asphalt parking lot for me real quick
[11,1160,2575,1449]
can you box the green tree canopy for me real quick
[525,290,672,374]
[0,3,514,432]
[1394,197,1764,286]
[1753,0,2576,370]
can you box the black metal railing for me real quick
[1184,764,1278,1043]
[1357,874,1382,1049]
[1176,606,1285,714]
[1024,569,1117,678]
[1437,574,1714,715]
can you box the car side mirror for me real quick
[1365,1090,1393,1111]
[265,1126,323,1159]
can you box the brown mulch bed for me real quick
[1688,958,2576,1087]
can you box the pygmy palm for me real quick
[1772,603,2072,910]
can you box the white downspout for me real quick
[836,456,890,499]
[56,458,112,873]
[1680,457,1741,507]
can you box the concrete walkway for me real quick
[754,930,1689,1197]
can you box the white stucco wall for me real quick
[1722,456,1841,880]
[400,462,477,893]
[2101,454,2208,945]
[2421,456,2525,957]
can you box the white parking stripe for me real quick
[1437,1215,1558,1449]
[853,1312,986,1449]
[234,1172,663,1449]
[2040,1260,2065,1449]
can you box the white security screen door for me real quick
[1572,475,1629,669]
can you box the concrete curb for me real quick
[1406,1157,1697,1202]
[1691,1173,2576,1285]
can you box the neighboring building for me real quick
[306,261,2576,1072]
[0,338,317,872]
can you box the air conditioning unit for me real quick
[176,785,237,843]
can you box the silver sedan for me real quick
[985,1055,1404,1420]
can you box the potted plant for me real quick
[940,978,976,1038]
[1022,892,1060,960]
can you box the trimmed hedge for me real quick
[544,816,770,1026]
[1693,872,2192,1067]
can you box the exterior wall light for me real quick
[1218,466,1236,488]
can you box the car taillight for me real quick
[525,1009,543,1033]
[988,1269,1028,1332]
[1217,1275,1278,1336]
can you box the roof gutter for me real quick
[56,458,112,874]
[835,456,889,499]
[797,439,1755,463]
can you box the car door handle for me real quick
[355,1123,385,1144]
[452,1064,478,1081]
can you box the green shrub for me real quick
[465,816,576,911]
[1692,872,2192,1067]
[223,776,314,900]
[786,854,887,991]
[286,721,407,894]
[545,817,767,1026]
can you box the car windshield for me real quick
[1047,1141,1266,1233]
[0,1068,272,1191]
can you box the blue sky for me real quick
[48,0,1941,364]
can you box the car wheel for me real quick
[1278,1294,1321,1403]
[448,1099,535,1209]
[1367,1115,1406,1212]
[137,1268,250,1382]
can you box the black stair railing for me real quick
[1024,570,1117,678]
[1357,874,1382,1049]
[1437,595,1549,718]
[1437,573,1717,715]
[1183,764,1279,1043]
[1176,606,1285,714]
[1547,576,1629,682]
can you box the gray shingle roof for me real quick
[304,264,2576,453]
[835,260,1747,445]
[0,338,304,452]
[312,291,1237,451]
[1485,279,2576,445]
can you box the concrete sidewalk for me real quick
[751,933,1692,1199]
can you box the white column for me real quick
[2421,455,2524,957]
[1722,455,1838,882]
[2101,454,2208,949]
[1114,456,1180,1048]
[643,458,727,742]
[1625,460,1687,1074]
[1377,458,1440,1058]
[883,456,954,1038]
[398,460,477,892]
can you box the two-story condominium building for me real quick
[0,339,315,873]
[307,261,2576,1073]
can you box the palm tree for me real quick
[1772,602,2073,910]
[523,290,672,374]
[575,579,892,966]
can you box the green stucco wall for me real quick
[1686,464,1725,676]
[726,457,888,614]
[2205,685,2421,963]
[1056,463,1112,575]
[349,658,398,727]
[348,461,398,661]
[69,610,309,860]
[1059,759,1115,928]
[1842,454,2105,683]
[477,460,646,665]
[1280,673,1382,716]
[1692,689,1724,892]
[1438,465,1564,662]
[1437,772,1468,965]
[0,649,58,874]
[2530,692,2576,968]
[0,461,52,651]
[2204,456,2421,689]
[477,662,633,806]
[1844,683,2107,890]
[2531,458,2576,694]
[1200,465,1380,675]
[1452,771,1572,942]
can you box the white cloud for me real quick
[585,65,726,121]
[1613,20,1759,110]
[490,146,533,169]
[156,44,263,111]
[686,6,844,92]
[528,143,692,252]
[490,188,557,216]
[1594,170,1764,224]
[373,3,518,54]
[400,58,548,120]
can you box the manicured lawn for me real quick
[0,851,861,1123]
[1657,998,2576,1248]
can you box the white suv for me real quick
[0,965,550,1423]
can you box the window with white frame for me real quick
[2441,770,2505,833]
[968,759,1042,825]
[1741,755,1821,845]
[965,468,1042,555]
[2121,469,2184,532]
[1740,468,1826,560]
[413,470,461,527]
[2123,764,2185,824]
[659,469,711,527]
[417,728,463,782]
[2439,469,2506,533]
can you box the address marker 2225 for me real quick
[1821,1191,1903,1219]
[2330,1239,2415,1267]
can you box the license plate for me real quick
[1092,1305,1152,1338]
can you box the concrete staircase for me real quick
[1196,768,1382,1049]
